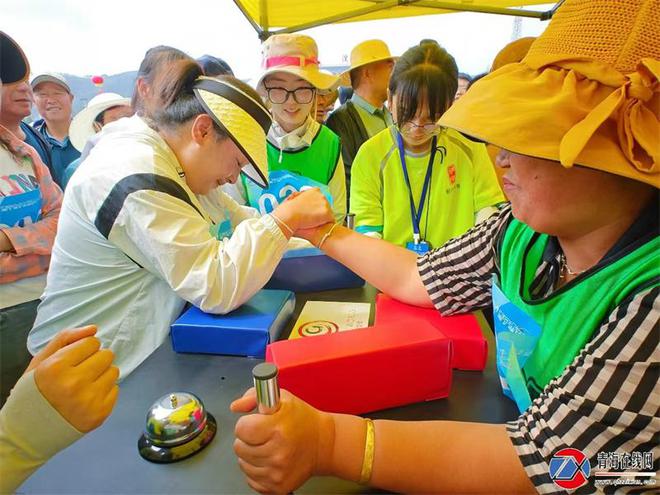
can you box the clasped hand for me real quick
[26,325,119,432]
[271,188,334,238]
[231,388,335,495]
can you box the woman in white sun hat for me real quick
[237,34,346,222]
[69,93,133,152]
[28,60,334,378]
[62,92,133,189]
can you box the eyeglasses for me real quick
[398,121,442,135]
[263,86,316,104]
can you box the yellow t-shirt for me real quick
[350,127,505,249]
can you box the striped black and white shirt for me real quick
[418,204,659,494]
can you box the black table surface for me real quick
[19,285,518,494]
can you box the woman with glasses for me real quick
[238,34,346,222]
[350,41,504,253]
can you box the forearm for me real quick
[320,226,432,307]
[0,252,50,283]
[325,416,535,494]
[116,211,287,314]
[5,161,63,256]
[0,372,82,493]
[475,205,499,224]
[185,215,288,313]
[1,212,59,256]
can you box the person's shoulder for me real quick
[31,118,46,131]
[441,127,489,163]
[366,126,395,148]
[319,123,340,142]
[326,101,355,123]
[101,115,150,139]
[95,116,165,158]
[442,127,486,150]
[62,157,82,186]
[72,118,167,186]
[21,120,40,136]
[353,127,395,163]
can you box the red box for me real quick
[375,294,487,371]
[266,321,452,414]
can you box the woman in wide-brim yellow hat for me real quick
[231,1,659,493]
[28,60,334,380]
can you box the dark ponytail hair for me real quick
[389,41,458,128]
[149,59,264,139]
[131,45,192,112]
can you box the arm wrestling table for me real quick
[18,285,518,494]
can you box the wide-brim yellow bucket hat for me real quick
[440,0,660,188]
[339,39,397,87]
[194,77,272,188]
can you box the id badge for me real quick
[406,240,430,255]
[492,275,542,412]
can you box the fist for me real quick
[31,326,119,432]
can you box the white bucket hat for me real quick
[339,39,397,86]
[256,34,338,91]
[193,77,272,188]
[70,93,131,151]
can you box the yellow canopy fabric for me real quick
[233,0,557,37]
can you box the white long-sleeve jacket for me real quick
[28,116,290,378]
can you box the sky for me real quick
[4,0,551,82]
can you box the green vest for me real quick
[499,219,660,397]
[266,125,341,185]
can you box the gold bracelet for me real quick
[317,222,339,250]
[270,213,294,236]
[358,418,375,485]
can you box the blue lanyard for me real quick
[396,132,437,244]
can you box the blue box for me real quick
[265,247,364,292]
[170,290,295,358]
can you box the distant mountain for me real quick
[66,71,137,114]
[30,64,349,121]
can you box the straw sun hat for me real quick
[490,37,536,72]
[194,77,272,188]
[256,34,338,91]
[441,0,659,188]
